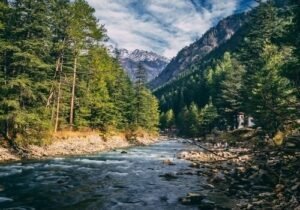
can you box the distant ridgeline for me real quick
[149,12,247,90]
[0,0,159,146]
[155,0,300,137]
[114,48,169,82]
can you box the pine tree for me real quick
[48,0,71,133]
[177,106,189,136]
[205,53,230,107]
[198,100,218,135]
[0,0,160,147]
[165,109,175,129]
[187,102,200,137]
[218,53,245,129]
[160,109,175,130]
[0,0,54,145]
[131,62,159,132]
[283,0,300,98]
[0,0,13,140]
[134,63,146,126]
[248,43,297,134]
[135,63,147,88]
[67,0,105,129]
[239,1,286,114]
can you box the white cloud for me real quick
[87,0,245,58]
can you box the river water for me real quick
[0,139,227,210]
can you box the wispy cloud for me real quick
[87,0,254,58]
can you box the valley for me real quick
[0,0,299,209]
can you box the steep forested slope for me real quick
[157,0,300,137]
[150,13,247,89]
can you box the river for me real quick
[0,139,228,210]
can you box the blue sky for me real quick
[87,0,256,58]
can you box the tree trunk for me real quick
[4,51,9,138]
[54,61,62,133]
[70,55,78,129]
[51,96,56,122]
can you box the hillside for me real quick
[149,13,247,89]
[156,1,299,137]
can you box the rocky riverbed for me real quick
[177,129,300,210]
[0,147,19,162]
[0,129,299,209]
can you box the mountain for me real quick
[114,48,169,82]
[149,13,247,89]
[154,1,299,138]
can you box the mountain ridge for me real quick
[149,13,247,89]
[108,47,169,82]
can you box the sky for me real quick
[87,0,256,58]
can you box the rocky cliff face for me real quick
[113,48,169,82]
[149,13,246,89]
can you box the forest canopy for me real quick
[0,0,159,146]
[156,0,300,137]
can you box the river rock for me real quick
[211,172,225,183]
[252,185,272,191]
[159,172,177,180]
[258,192,274,198]
[246,204,253,209]
[178,151,189,159]
[237,166,246,173]
[203,183,215,189]
[252,199,264,206]
[275,184,285,193]
[189,162,199,168]
[162,159,175,165]
[179,193,206,205]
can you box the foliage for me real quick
[133,64,159,132]
[176,101,218,137]
[160,109,175,130]
[0,0,159,146]
[205,52,245,129]
[198,101,219,135]
[156,0,300,137]
[247,43,297,134]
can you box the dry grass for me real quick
[52,130,100,140]
[51,128,127,141]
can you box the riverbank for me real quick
[178,129,300,209]
[0,131,160,163]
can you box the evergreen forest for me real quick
[157,0,300,138]
[0,0,159,146]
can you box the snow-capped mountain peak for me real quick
[129,49,169,63]
[108,47,169,82]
